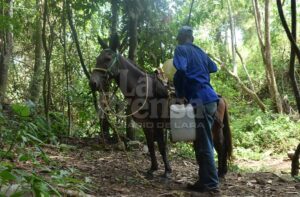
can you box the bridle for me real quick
[92,49,149,117]
[92,49,120,77]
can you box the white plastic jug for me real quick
[170,104,196,142]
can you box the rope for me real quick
[99,74,149,118]
[93,50,149,118]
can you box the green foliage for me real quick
[233,109,300,154]
[0,163,60,197]
[171,142,194,159]
[11,103,30,117]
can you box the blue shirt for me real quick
[173,42,219,105]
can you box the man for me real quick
[173,26,220,194]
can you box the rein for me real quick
[100,75,149,118]
[93,50,149,118]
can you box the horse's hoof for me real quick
[145,171,154,179]
[219,176,226,182]
[161,172,172,179]
[218,172,226,179]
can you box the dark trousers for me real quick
[193,102,219,189]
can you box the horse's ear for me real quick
[109,33,120,52]
[97,35,109,49]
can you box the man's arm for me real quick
[173,46,187,71]
[207,56,218,73]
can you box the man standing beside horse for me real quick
[173,26,221,195]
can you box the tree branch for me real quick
[209,54,266,112]
[235,46,255,91]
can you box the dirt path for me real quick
[40,139,300,197]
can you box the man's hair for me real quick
[177,26,193,42]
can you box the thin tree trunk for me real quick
[128,13,138,61]
[264,0,282,113]
[28,0,43,104]
[66,0,90,79]
[126,0,139,141]
[62,0,72,135]
[99,0,120,142]
[252,0,283,113]
[227,0,237,75]
[252,0,264,51]
[187,0,195,26]
[277,0,300,113]
[42,0,53,124]
[0,0,13,103]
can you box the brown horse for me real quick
[89,49,232,178]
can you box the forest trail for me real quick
[16,138,300,197]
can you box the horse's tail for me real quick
[223,99,233,160]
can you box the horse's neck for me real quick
[115,57,146,98]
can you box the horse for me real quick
[89,49,232,178]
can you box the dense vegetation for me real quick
[0,0,299,195]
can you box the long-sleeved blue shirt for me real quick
[173,42,219,105]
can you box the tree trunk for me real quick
[62,0,72,135]
[42,0,54,124]
[0,0,13,103]
[128,12,138,61]
[227,0,237,75]
[277,0,300,114]
[252,0,283,113]
[264,0,282,113]
[28,0,43,104]
[125,0,139,141]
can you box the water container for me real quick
[170,104,196,142]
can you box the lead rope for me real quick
[99,74,149,118]
[97,74,161,188]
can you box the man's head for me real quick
[176,26,194,44]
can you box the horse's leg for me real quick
[212,122,226,178]
[144,128,158,176]
[213,98,227,178]
[156,128,172,178]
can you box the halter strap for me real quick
[93,68,108,73]
[92,50,119,75]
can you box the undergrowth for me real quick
[0,104,91,196]
[1,94,299,195]
[172,100,300,161]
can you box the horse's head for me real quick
[89,49,120,91]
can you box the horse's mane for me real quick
[122,56,164,86]
[121,56,156,78]
[127,59,145,72]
